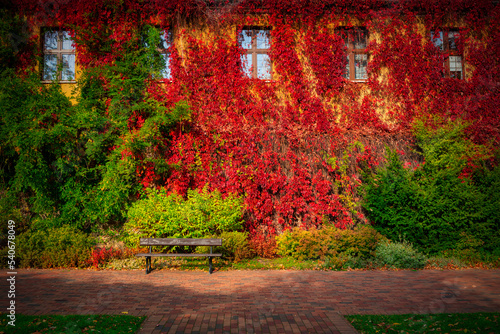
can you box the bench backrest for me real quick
[140,238,222,247]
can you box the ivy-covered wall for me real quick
[2,0,499,246]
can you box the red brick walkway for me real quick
[2,269,500,333]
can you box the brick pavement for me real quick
[1,269,500,333]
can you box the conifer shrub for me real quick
[17,226,95,268]
[363,120,500,255]
[275,225,386,261]
[124,188,245,247]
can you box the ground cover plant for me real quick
[1,1,499,268]
[346,313,500,334]
[0,314,145,334]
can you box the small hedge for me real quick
[17,226,95,268]
[124,187,245,247]
[276,225,387,261]
[375,240,427,269]
[197,231,255,262]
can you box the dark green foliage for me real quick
[0,9,30,71]
[0,70,74,228]
[17,226,95,268]
[0,24,190,235]
[363,120,500,254]
[276,225,386,261]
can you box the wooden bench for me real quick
[135,238,222,274]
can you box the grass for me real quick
[346,313,500,333]
[0,314,145,334]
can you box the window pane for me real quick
[448,31,459,50]
[160,53,171,79]
[354,54,367,79]
[241,54,252,78]
[353,29,367,49]
[344,55,349,79]
[44,31,58,50]
[62,31,74,50]
[61,54,75,80]
[43,54,58,80]
[338,30,349,48]
[256,30,270,49]
[160,31,171,49]
[257,53,271,79]
[240,30,253,49]
[449,55,462,79]
[431,31,443,50]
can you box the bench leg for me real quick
[146,256,151,274]
[208,256,213,274]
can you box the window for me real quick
[158,30,172,79]
[337,27,368,81]
[431,29,464,79]
[143,28,172,79]
[42,29,75,82]
[240,28,271,79]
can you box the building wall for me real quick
[14,0,500,234]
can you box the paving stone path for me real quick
[1,269,499,333]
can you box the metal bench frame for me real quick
[135,238,222,274]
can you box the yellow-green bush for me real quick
[124,187,245,247]
[197,231,254,262]
[276,225,386,261]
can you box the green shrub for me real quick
[375,240,426,269]
[17,226,95,268]
[124,187,245,247]
[218,231,254,262]
[323,254,350,270]
[438,233,500,266]
[276,227,318,260]
[426,256,467,269]
[342,255,376,269]
[276,225,386,261]
[363,120,500,255]
[197,231,254,262]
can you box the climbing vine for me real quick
[5,0,500,241]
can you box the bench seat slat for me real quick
[136,253,222,257]
[140,238,222,246]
